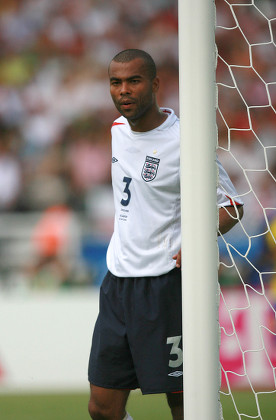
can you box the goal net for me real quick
[216,0,276,418]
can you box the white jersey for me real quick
[106,108,243,278]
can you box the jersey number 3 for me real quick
[121,177,132,206]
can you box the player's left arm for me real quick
[218,204,243,235]
[173,205,244,268]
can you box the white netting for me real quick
[216,0,276,419]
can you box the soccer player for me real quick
[88,49,244,420]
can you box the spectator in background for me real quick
[29,204,73,288]
[0,128,21,211]
[63,117,111,210]
[27,190,82,288]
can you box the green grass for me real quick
[220,390,276,420]
[0,390,275,420]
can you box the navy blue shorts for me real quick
[88,268,183,394]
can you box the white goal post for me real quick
[179,1,276,419]
[178,1,220,420]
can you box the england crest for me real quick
[141,155,160,182]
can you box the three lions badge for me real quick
[141,156,160,182]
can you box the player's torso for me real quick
[111,114,180,223]
[107,110,181,277]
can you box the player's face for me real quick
[109,58,159,121]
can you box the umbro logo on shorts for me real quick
[168,371,183,377]
[112,157,118,163]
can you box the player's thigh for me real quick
[88,384,130,420]
[166,392,183,420]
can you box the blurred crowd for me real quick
[0,0,178,219]
[0,0,275,289]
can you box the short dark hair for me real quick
[109,49,157,80]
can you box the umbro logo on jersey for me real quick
[112,157,118,163]
[168,371,183,377]
[141,155,160,182]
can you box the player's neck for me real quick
[128,106,168,133]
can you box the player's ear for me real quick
[152,76,159,93]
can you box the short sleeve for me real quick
[217,157,244,208]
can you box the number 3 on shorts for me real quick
[166,336,183,368]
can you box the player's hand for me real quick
[172,249,181,268]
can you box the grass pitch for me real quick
[0,390,275,420]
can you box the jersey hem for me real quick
[107,264,179,279]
